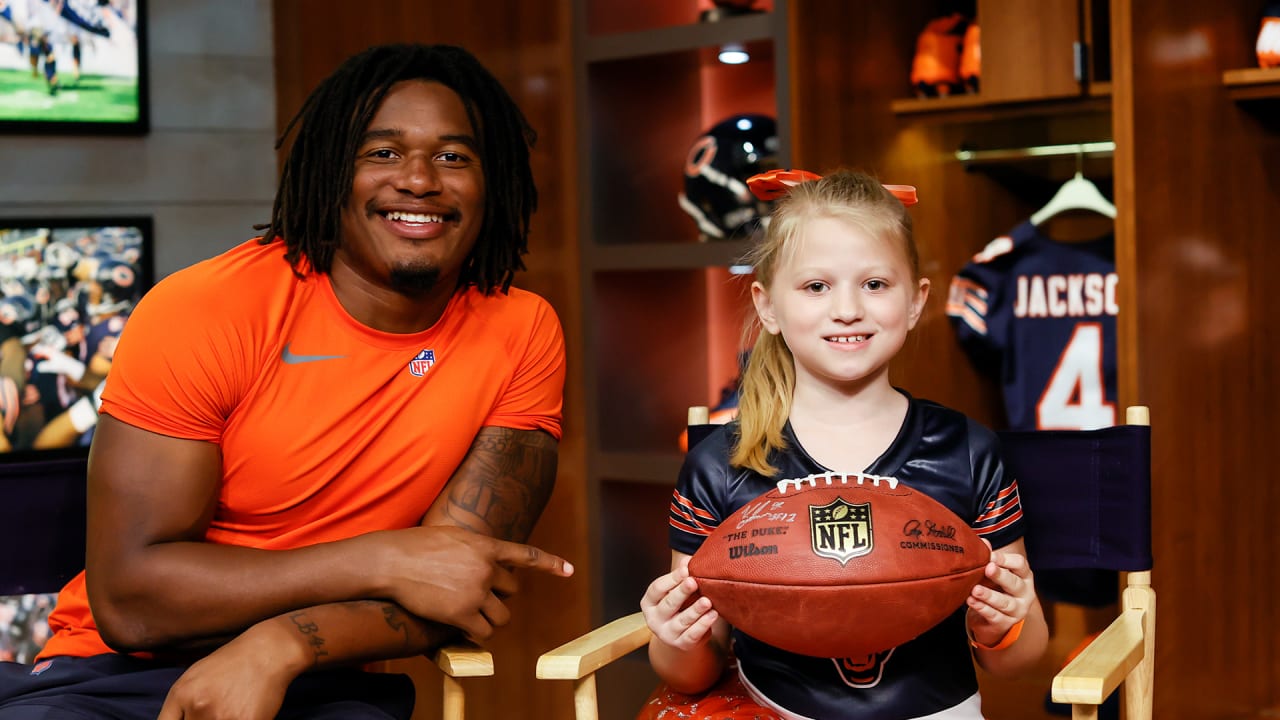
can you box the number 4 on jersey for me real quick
[1036,323,1116,430]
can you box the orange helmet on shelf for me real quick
[910,13,970,98]
[1259,3,1280,69]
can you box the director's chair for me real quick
[537,406,1154,720]
[1000,406,1154,720]
[0,453,492,720]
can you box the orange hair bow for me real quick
[745,169,919,206]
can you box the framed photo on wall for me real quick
[0,0,148,134]
[0,215,154,460]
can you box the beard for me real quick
[388,263,441,296]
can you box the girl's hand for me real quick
[966,542,1037,647]
[640,556,719,651]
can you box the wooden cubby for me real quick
[891,0,1112,114]
[573,2,787,714]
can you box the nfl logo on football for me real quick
[409,349,436,377]
[811,499,873,566]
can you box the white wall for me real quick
[0,0,277,277]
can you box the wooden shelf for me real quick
[891,93,993,115]
[1222,67,1280,101]
[890,92,1111,122]
[586,239,753,271]
[583,11,778,62]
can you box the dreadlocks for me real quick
[259,44,537,294]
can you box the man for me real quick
[0,43,572,719]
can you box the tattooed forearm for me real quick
[288,610,330,666]
[443,427,558,541]
[279,602,450,670]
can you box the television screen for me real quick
[0,0,147,134]
[0,591,56,662]
[0,216,152,459]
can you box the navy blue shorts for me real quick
[0,655,414,719]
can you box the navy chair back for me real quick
[0,453,88,596]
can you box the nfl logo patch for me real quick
[408,349,436,377]
[30,659,53,675]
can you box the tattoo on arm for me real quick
[286,602,447,668]
[289,610,329,666]
[381,603,412,645]
[443,428,558,541]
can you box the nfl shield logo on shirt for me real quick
[409,349,436,377]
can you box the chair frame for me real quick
[433,645,495,720]
[536,612,650,720]
[1048,406,1154,720]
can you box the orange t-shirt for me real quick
[39,238,566,659]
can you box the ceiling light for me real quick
[718,43,749,65]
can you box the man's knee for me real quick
[278,670,415,720]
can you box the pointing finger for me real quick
[492,539,574,576]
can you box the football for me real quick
[688,472,990,658]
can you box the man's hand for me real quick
[157,620,303,720]
[372,525,572,641]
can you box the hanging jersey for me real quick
[670,393,1023,720]
[946,221,1118,431]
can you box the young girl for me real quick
[641,169,1047,719]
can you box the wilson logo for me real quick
[728,543,778,560]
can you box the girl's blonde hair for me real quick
[730,169,920,475]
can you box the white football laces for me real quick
[776,471,899,494]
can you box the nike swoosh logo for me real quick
[281,344,347,365]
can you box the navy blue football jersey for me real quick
[669,393,1023,719]
[947,221,1118,431]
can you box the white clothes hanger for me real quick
[1031,171,1117,226]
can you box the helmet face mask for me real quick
[678,114,779,241]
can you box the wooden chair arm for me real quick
[434,642,495,678]
[536,611,651,681]
[1051,608,1147,705]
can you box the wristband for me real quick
[968,618,1025,651]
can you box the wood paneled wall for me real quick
[1119,0,1280,716]
[270,3,587,718]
